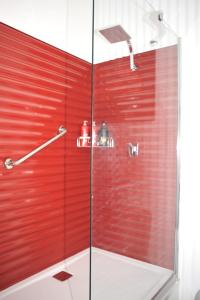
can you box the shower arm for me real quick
[3,125,67,170]
[127,40,137,71]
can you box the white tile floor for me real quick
[0,248,173,300]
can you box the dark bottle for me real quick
[98,121,109,146]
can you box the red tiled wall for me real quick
[0,23,91,290]
[93,46,178,270]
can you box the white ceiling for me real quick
[0,0,177,63]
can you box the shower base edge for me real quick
[0,247,173,300]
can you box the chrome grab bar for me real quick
[4,125,67,170]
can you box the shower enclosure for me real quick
[91,0,179,299]
[0,0,179,299]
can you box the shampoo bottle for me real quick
[92,121,98,146]
[81,120,89,146]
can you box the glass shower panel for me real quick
[91,0,179,299]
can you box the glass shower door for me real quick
[91,0,179,299]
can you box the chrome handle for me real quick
[128,143,139,157]
[4,125,67,170]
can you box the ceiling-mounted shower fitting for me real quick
[98,25,137,71]
[127,40,137,71]
[158,11,164,22]
[150,40,158,45]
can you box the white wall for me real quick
[0,0,93,62]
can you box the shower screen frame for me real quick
[151,37,181,300]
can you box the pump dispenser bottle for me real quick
[81,120,89,146]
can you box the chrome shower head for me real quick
[99,25,131,43]
[98,25,137,71]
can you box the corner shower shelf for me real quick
[77,136,114,148]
